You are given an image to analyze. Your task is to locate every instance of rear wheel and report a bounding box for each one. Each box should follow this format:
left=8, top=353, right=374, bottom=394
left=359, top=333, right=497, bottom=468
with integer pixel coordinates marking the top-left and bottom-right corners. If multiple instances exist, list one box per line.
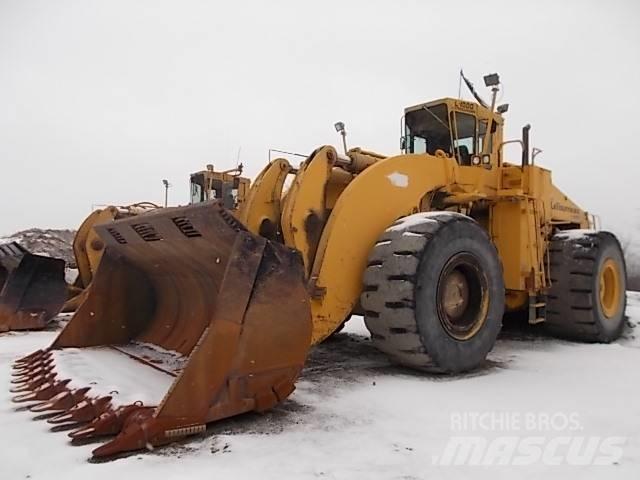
left=546, top=230, right=626, bottom=342
left=361, top=212, right=504, bottom=373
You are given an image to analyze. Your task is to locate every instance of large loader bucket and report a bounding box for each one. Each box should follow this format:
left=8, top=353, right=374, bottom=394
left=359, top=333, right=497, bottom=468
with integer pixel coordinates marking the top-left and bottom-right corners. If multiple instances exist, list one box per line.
left=12, top=201, right=312, bottom=458
left=0, top=243, right=67, bottom=332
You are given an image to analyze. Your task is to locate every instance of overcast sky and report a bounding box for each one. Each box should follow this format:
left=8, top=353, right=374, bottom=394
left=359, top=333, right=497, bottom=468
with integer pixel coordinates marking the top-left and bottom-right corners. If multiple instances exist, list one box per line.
left=1, top=0, right=639, bottom=245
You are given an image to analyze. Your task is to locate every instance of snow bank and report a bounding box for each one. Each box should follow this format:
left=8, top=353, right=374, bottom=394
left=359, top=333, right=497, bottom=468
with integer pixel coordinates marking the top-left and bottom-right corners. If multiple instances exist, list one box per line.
left=0, top=293, right=639, bottom=479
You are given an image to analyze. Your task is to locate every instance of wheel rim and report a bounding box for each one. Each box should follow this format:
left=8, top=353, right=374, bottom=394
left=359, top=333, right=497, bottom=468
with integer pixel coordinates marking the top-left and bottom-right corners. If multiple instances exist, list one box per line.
left=436, top=253, right=489, bottom=341
left=599, top=258, right=622, bottom=319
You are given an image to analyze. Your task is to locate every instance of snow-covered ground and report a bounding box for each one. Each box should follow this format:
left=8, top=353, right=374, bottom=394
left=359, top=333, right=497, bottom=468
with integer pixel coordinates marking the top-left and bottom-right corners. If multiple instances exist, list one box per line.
left=2, top=294, right=640, bottom=479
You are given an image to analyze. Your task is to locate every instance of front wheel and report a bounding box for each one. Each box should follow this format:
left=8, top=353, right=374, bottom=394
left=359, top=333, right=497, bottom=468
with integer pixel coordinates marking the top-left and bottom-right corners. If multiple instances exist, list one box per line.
left=361, top=212, right=505, bottom=373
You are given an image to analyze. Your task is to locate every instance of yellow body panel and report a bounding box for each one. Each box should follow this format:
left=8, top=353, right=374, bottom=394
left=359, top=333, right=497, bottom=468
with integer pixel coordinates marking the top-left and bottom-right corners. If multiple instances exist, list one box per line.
left=491, top=199, right=544, bottom=292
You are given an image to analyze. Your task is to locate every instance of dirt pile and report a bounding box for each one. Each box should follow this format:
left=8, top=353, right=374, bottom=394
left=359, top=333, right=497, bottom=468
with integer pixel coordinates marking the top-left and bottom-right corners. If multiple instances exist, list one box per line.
left=0, top=229, right=76, bottom=266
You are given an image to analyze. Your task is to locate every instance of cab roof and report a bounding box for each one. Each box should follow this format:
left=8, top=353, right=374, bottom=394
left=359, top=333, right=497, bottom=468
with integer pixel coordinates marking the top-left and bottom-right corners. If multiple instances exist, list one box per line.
left=404, top=97, right=503, bottom=125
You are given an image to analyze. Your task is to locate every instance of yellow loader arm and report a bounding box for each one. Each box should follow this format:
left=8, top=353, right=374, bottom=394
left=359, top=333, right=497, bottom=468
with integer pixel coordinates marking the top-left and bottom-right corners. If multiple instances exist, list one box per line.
left=281, top=146, right=385, bottom=277
left=281, top=147, right=338, bottom=275
left=236, top=158, right=293, bottom=240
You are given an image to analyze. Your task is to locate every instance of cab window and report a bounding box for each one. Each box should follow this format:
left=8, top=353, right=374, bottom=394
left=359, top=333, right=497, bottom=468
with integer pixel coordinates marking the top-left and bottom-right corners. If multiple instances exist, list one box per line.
left=451, top=111, right=476, bottom=165
left=190, top=176, right=204, bottom=204
left=404, top=104, right=452, bottom=155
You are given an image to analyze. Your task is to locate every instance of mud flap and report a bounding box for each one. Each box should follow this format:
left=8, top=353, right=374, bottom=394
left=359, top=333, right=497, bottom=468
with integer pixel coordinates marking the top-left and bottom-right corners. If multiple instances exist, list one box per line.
left=12, top=201, right=312, bottom=457
left=0, top=250, right=67, bottom=332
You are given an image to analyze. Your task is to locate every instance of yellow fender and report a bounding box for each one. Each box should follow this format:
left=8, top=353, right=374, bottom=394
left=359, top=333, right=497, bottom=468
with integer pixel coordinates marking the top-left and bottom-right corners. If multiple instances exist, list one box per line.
left=308, top=154, right=457, bottom=344
left=237, top=158, right=292, bottom=239
left=281, top=146, right=337, bottom=275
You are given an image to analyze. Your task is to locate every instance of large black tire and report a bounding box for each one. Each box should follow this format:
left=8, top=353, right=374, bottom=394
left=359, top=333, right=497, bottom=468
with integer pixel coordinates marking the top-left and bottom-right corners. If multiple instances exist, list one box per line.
left=546, top=230, right=626, bottom=342
left=361, top=212, right=505, bottom=373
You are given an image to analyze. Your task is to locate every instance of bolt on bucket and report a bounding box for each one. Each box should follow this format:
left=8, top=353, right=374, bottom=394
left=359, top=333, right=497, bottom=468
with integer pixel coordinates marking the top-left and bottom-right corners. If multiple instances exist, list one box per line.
left=12, top=201, right=312, bottom=458
left=0, top=242, right=67, bottom=332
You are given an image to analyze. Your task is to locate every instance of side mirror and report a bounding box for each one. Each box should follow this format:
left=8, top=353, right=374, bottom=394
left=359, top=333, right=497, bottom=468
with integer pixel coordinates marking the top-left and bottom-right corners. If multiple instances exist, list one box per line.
left=400, top=136, right=407, bottom=151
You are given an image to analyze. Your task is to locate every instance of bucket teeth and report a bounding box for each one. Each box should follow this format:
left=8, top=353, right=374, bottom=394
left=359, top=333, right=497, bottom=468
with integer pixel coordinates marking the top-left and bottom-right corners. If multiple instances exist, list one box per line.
left=47, top=396, right=112, bottom=426
left=69, top=404, right=148, bottom=441
left=11, top=365, right=54, bottom=384
left=14, top=349, right=47, bottom=365
left=91, top=408, right=156, bottom=458
left=10, top=373, right=57, bottom=393
left=12, top=356, right=54, bottom=376
left=29, top=387, right=91, bottom=413
left=11, top=370, right=49, bottom=386
left=12, top=379, right=71, bottom=403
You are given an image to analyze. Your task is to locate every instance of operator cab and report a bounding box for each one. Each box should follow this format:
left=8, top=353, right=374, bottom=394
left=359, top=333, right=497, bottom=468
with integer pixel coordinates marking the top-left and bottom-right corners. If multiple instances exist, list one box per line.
left=402, top=98, right=504, bottom=167
left=189, top=164, right=250, bottom=211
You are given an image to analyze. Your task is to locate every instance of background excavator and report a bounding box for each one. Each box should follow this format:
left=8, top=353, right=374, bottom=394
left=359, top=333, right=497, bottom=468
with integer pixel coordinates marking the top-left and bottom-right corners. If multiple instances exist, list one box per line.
left=12, top=74, right=627, bottom=458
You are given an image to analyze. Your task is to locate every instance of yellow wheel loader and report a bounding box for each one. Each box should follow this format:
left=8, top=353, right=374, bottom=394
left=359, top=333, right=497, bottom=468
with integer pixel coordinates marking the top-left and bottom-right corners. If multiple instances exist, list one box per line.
left=189, top=163, right=250, bottom=209
left=13, top=74, right=626, bottom=458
